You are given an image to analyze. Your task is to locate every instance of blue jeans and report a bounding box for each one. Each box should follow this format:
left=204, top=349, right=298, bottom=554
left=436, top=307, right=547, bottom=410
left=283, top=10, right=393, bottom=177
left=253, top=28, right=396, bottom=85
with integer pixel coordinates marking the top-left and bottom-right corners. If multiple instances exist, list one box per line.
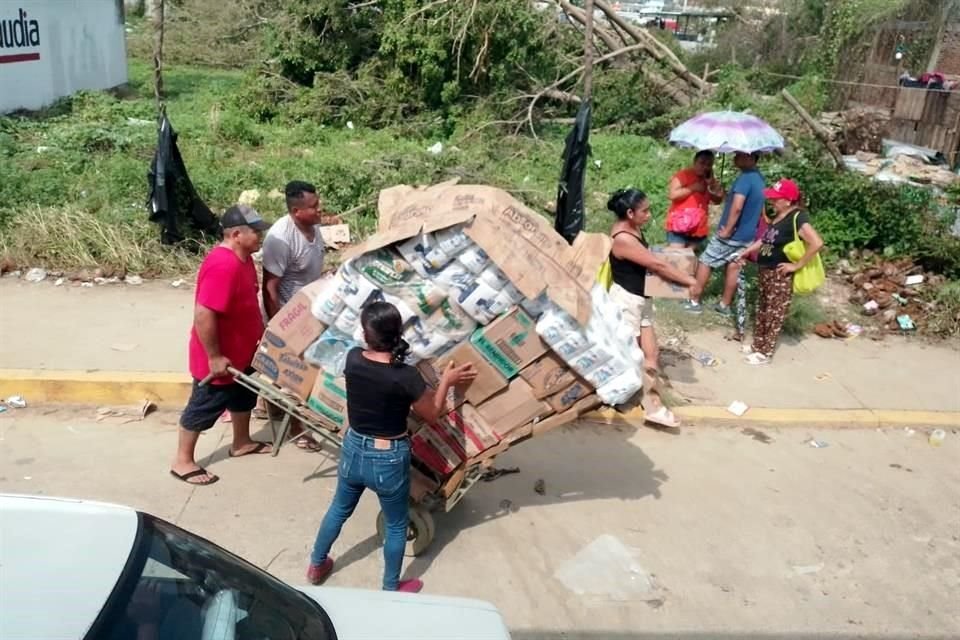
left=311, top=429, right=411, bottom=590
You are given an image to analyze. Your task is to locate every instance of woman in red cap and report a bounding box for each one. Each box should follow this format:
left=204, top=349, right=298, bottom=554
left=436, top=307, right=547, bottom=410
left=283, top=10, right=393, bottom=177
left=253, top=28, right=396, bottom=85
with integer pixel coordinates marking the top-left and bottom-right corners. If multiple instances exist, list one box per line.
left=734, top=178, right=823, bottom=365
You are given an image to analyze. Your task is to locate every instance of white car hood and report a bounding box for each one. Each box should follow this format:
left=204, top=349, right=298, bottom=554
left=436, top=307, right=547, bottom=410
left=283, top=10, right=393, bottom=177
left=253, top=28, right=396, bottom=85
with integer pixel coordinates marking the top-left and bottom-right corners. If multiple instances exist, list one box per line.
left=298, top=586, right=511, bottom=639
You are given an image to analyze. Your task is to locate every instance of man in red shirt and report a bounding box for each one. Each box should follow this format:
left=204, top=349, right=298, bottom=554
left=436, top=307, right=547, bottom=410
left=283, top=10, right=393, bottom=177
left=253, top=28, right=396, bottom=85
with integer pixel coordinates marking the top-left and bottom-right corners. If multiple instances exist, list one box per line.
left=170, top=205, right=272, bottom=485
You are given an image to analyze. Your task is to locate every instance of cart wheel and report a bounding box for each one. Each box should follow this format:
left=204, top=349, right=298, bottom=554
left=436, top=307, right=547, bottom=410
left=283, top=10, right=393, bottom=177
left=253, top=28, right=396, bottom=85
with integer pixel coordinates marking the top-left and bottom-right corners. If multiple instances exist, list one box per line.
left=376, top=505, right=435, bottom=557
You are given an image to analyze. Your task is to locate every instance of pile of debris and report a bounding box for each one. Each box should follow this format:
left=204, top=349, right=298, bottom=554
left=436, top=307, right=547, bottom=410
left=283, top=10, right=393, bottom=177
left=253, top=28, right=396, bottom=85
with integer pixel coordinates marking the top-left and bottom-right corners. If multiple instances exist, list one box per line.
left=820, top=107, right=892, bottom=155
left=840, top=255, right=947, bottom=333
left=843, top=150, right=958, bottom=189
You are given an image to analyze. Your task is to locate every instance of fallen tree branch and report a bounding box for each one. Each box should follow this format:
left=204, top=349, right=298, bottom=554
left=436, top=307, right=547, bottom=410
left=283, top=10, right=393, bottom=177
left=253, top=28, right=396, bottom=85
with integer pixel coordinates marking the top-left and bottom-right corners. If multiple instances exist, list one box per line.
left=781, top=89, right=846, bottom=172
left=593, top=0, right=710, bottom=94
left=526, top=43, right=646, bottom=137
left=557, top=0, right=691, bottom=106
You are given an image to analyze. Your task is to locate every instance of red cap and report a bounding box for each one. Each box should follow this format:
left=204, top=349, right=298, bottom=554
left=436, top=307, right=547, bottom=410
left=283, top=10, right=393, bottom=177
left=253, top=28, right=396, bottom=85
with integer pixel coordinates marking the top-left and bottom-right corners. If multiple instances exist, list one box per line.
left=763, top=178, right=801, bottom=202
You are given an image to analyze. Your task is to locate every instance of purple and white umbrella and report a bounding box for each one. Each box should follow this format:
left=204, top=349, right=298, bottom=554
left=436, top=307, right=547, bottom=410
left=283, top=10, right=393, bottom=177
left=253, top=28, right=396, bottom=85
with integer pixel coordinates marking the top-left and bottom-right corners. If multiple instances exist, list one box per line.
left=668, top=110, right=785, bottom=154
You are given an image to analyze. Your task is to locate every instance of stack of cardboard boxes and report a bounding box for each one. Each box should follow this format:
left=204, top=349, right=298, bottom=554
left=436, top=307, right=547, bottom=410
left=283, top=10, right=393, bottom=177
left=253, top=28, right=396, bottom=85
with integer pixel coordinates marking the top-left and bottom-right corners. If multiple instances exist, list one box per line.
left=252, top=182, right=612, bottom=502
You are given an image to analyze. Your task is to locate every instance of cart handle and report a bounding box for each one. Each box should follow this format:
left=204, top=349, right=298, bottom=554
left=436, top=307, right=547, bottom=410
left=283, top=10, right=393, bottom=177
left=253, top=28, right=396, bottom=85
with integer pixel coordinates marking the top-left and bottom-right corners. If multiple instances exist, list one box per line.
left=198, top=366, right=243, bottom=387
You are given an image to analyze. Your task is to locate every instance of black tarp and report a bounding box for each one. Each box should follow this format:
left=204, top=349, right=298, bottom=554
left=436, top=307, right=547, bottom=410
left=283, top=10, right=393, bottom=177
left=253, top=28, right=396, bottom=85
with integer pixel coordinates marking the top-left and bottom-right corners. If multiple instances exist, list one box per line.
left=555, top=99, right=591, bottom=245
left=147, top=114, right=220, bottom=245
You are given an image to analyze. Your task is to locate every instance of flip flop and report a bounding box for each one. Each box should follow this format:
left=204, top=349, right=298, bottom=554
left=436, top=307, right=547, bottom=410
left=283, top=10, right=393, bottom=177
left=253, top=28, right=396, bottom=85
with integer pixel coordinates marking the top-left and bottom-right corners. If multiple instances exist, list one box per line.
left=228, top=441, right=272, bottom=458
left=170, top=468, right=219, bottom=486
left=644, top=405, right=681, bottom=429
left=295, top=435, right=323, bottom=452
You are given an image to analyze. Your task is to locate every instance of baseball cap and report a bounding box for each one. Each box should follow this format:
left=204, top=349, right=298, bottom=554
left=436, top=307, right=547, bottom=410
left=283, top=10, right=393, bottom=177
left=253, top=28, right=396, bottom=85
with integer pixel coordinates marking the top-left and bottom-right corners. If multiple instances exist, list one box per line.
left=763, top=178, right=801, bottom=202
left=221, top=204, right=270, bottom=231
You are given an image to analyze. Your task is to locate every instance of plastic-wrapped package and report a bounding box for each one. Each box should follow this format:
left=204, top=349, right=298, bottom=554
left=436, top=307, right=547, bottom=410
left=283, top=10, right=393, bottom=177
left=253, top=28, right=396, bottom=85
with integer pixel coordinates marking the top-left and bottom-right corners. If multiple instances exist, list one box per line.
left=423, top=298, right=477, bottom=342
left=404, top=318, right=456, bottom=363
left=433, top=261, right=475, bottom=294
left=333, top=306, right=360, bottom=335
left=304, top=327, right=358, bottom=376
left=536, top=304, right=583, bottom=347
left=478, top=265, right=511, bottom=291
left=354, top=249, right=446, bottom=316
left=456, top=244, right=490, bottom=273
left=378, top=292, right=418, bottom=325
left=596, top=369, right=644, bottom=406
left=520, top=292, right=552, bottom=319
left=455, top=280, right=501, bottom=325
left=311, top=273, right=348, bottom=324
left=396, top=233, right=435, bottom=278
left=337, top=261, right=382, bottom=311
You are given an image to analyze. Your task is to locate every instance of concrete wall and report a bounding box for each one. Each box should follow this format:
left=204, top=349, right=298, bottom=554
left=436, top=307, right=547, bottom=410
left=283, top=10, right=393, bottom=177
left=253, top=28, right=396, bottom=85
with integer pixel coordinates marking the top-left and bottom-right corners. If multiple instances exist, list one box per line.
left=0, top=0, right=128, bottom=113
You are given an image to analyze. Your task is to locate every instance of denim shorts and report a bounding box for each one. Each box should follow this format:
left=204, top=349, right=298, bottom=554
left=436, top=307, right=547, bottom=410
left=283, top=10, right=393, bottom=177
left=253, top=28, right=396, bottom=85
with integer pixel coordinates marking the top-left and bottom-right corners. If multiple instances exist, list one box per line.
left=665, top=231, right=706, bottom=247
left=180, top=370, right=258, bottom=432
left=699, top=235, right=749, bottom=269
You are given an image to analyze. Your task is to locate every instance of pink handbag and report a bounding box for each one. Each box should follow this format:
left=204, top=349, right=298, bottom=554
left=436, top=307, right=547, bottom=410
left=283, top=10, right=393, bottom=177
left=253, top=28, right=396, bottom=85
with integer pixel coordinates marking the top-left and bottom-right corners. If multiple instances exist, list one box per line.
left=667, top=207, right=703, bottom=234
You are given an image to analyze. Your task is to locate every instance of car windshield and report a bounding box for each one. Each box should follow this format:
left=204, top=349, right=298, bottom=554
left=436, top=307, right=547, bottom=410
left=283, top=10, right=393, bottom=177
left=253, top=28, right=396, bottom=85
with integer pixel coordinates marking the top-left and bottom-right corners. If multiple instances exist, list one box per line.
left=90, top=515, right=335, bottom=640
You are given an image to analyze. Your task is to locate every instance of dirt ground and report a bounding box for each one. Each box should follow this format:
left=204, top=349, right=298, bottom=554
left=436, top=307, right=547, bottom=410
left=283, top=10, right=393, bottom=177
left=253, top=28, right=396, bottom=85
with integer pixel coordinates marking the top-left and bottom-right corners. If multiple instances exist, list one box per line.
left=1, top=406, right=957, bottom=638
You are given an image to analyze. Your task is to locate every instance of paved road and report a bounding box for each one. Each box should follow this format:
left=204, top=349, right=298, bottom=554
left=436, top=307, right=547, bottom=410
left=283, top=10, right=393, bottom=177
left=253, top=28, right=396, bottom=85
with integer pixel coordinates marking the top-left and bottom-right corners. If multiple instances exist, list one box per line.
left=1, top=407, right=957, bottom=638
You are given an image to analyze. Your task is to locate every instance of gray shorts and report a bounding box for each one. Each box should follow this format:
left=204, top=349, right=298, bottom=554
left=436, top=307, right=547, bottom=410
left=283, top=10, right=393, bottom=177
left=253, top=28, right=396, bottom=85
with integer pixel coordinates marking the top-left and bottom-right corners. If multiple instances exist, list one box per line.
left=700, top=235, right=748, bottom=269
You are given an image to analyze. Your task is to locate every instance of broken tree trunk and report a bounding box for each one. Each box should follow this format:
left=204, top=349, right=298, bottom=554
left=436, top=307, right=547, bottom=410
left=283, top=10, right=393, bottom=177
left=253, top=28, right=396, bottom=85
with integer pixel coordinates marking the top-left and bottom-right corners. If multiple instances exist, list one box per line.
left=781, top=89, right=846, bottom=171
left=593, top=0, right=710, bottom=95
left=557, top=0, right=691, bottom=106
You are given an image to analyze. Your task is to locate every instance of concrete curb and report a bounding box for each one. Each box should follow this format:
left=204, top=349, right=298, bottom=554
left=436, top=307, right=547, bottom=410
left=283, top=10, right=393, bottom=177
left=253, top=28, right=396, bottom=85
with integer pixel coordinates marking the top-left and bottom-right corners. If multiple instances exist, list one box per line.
left=2, top=369, right=958, bottom=428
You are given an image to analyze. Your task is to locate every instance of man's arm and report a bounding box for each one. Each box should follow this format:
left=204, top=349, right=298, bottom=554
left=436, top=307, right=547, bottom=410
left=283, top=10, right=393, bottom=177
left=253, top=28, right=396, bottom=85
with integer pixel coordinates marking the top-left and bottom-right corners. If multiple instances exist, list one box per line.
left=261, top=234, right=289, bottom=319
left=262, top=271, right=283, bottom=319
left=195, top=304, right=230, bottom=377
left=717, top=194, right=746, bottom=239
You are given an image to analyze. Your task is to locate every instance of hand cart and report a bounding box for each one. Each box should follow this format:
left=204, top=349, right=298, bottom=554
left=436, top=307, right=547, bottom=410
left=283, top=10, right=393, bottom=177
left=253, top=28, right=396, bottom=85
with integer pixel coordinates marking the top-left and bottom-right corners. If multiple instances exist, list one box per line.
left=224, top=366, right=492, bottom=557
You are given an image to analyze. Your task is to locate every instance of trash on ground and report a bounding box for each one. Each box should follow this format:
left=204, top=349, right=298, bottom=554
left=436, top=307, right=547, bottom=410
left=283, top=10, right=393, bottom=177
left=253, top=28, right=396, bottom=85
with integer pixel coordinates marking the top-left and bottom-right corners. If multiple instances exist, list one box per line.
left=24, top=268, right=47, bottom=283
left=792, top=562, right=825, bottom=575
left=110, top=343, right=138, bottom=352
left=125, top=275, right=144, bottom=285
left=845, top=323, right=863, bottom=336
left=727, top=400, right=749, bottom=417
left=928, top=429, right=946, bottom=447
left=904, top=427, right=916, bottom=436
left=171, top=279, right=185, bottom=288
left=905, top=274, right=925, bottom=286
left=896, top=315, right=916, bottom=331
left=693, top=351, right=718, bottom=367
left=534, top=478, right=546, bottom=495
left=891, top=293, right=908, bottom=305
left=427, top=142, right=443, bottom=155
left=141, top=399, right=157, bottom=420
left=80, top=282, right=94, bottom=288
left=481, top=466, right=520, bottom=482
left=863, top=300, right=879, bottom=314
left=4, top=396, right=27, bottom=409
left=554, top=534, right=661, bottom=602
left=806, top=438, right=829, bottom=448
left=346, top=121, right=355, bottom=130
left=94, top=276, right=121, bottom=285
left=54, top=277, right=65, bottom=286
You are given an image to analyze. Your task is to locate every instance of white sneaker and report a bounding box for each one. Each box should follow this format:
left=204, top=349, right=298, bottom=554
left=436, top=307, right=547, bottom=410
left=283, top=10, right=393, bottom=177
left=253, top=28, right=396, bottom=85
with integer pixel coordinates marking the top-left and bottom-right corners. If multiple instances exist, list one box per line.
left=740, top=344, right=754, bottom=354
left=744, top=352, right=770, bottom=366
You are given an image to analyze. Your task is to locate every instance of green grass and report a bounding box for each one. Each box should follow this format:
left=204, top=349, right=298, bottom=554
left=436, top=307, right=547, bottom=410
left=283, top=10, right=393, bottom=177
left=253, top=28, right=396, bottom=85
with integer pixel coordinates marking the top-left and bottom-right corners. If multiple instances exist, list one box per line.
left=0, top=59, right=693, bottom=275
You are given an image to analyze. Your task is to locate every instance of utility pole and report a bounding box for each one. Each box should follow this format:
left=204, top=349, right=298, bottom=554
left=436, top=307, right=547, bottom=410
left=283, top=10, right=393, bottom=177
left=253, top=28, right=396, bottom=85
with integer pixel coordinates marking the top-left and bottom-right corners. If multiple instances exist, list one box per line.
left=152, top=0, right=165, bottom=114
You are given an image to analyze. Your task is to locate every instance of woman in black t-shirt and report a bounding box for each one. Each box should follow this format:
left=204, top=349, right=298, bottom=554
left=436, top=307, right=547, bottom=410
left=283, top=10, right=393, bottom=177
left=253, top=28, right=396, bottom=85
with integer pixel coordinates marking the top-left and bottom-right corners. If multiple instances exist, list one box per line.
left=734, top=179, right=824, bottom=365
left=306, top=301, right=475, bottom=593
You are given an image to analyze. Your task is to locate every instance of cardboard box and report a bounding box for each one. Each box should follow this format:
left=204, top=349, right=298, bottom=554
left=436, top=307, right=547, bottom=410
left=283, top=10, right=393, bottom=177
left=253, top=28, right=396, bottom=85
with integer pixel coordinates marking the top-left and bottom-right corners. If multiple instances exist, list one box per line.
left=424, top=341, right=508, bottom=406
left=544, top=378, right=593, bottom=413
left=253, top=341, right=321, bottom=400
left=643, top=247, right=697, bottom=299
left=412, top=428, right=462, bottom=476
left=440, top=404, right=502, bottom=458
left=307, top=373, right=349, bottom=430
left=476, top=378, right=553, bottom=436
left=264, top=292, right=325, bottom=356
left=470, top=308, right=548, bottom=379
left=531, top=393, right=601, bottom=438
left=520, top=351, right=579, bottom=399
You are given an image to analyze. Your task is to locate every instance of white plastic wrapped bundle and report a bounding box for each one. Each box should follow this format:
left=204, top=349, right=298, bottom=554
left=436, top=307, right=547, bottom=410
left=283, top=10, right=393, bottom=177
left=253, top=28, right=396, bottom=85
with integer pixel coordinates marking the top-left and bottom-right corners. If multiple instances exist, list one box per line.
left=311, top=273, right=348, bottom=324
left=333, top=306, right=360, bottom=335
left=454, top=280, right=501, bottom=324
left=403, top=319, right=457, bottom=363
left=304, top=327, right=359, bottom=376
left=338, top=260, right=382, bottom=311
left=520, top=292, right=552, bottom=319
left=354, top=249, right=446, bottom=317
left=433, top=261, right=475, bottom=294
left=534, top=284, right=644, bottom=405
left=396, top=233, right=435, bottom=278
left=456, top=244, right=490, bottom=273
